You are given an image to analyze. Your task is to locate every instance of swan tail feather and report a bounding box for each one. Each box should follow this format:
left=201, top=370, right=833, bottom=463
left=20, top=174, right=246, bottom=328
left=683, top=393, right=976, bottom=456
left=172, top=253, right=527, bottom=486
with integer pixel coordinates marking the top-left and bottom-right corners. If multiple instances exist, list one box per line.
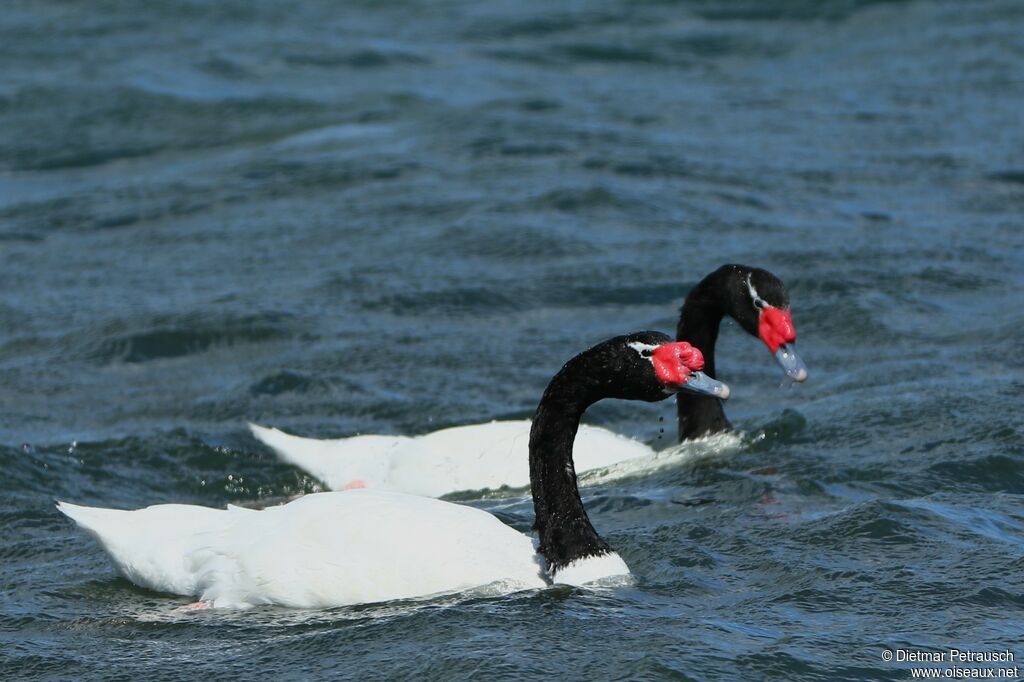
left=57, top=501, right=129, bottom=545
left=248, top=423, right=399, bottom=490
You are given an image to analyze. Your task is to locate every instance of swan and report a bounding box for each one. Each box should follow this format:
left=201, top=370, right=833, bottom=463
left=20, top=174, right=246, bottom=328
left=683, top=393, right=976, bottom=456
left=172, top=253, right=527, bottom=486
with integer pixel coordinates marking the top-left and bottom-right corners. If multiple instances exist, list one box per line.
left=58, top=333, right=728, bottom=609
left=250, top=264, right=804, bottom=497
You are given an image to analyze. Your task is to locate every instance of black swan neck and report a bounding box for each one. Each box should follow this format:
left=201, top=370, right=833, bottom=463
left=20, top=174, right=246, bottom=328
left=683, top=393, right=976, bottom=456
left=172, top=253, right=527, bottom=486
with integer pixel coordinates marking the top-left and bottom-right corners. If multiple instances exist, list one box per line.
left=675, top=274, right=731, bottom=440
left=529, top=363, right=612, bottom=572
left=529, top=333, right=673, bottom=572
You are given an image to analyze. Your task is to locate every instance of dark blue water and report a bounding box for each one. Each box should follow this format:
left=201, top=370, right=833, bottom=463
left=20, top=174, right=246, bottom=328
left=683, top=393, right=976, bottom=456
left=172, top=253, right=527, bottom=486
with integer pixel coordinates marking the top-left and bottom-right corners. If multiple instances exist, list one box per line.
left=2, top=0, right=1023, bottom=679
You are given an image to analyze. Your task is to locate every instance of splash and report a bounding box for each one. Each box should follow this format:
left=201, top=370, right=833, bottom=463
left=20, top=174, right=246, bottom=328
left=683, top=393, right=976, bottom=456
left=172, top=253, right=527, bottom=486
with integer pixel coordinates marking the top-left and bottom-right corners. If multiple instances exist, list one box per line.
left=578, top=431, right=745, bottom=486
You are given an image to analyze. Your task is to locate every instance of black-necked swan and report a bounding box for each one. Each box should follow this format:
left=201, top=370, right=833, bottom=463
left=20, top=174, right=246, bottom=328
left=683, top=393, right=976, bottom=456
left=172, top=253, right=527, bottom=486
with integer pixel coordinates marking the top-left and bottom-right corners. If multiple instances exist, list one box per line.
left=250, top=264, right=803, bottom=497
left=58, top=333, right=728, bottom=609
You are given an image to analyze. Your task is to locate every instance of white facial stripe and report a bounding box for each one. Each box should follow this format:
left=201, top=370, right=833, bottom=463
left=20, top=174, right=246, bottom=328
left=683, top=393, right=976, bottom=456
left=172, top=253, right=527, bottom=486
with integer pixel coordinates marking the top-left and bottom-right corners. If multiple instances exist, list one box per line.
left=746, top=274, right=769, bottom=310
left=627, top=341, right=659, bottom=360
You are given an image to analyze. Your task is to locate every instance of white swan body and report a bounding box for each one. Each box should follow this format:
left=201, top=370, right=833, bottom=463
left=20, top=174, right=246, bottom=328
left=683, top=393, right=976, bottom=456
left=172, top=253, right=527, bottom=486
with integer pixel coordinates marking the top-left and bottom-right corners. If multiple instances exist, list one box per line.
left=57, top=490, right=627, bottom=609
left=250, top=420, right=653, bottom=497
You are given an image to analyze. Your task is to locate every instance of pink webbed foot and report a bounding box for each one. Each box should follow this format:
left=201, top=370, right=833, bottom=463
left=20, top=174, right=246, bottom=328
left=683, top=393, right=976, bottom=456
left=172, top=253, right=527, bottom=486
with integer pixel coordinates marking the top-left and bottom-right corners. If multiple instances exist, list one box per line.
left=342, top=479, right=369, bottom=490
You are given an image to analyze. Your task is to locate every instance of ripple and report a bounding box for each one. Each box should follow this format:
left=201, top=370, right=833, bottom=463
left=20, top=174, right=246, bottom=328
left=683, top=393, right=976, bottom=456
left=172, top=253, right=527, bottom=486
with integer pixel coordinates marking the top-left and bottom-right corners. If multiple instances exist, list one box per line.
left=895, top=497, right=1024, bottom=549
left=530, top=186, right=642, bottom=213
left=83, top=312, right=297, bottom=365
left=986, top=169, right=1024, bottom=185
left=360, top=287, right=522, bottom=317
left=0, top=86, right=331, bottom=171
left=282, top=49, right=427, bottom=69
left=249, top=371, right=330, bottom=397
left=928, top=455, right=1024, bottom=495
left=800, top=501, right=925, bottom=546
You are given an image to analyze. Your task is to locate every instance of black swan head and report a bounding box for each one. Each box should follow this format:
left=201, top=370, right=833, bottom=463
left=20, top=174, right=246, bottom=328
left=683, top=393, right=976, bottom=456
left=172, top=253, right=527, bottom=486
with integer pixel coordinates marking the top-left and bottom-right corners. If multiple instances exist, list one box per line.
left=681, top=264, right=806, bottom=382
left=675, top=264, right=806, bottom=440
left=541, top=331, right=731, bottom=407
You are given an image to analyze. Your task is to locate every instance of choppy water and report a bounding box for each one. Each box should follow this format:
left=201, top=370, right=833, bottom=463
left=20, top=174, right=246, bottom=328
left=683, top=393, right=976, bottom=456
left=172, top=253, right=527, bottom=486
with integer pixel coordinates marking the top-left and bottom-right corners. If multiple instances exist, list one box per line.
left=2, top=0, right=1023, bottom=679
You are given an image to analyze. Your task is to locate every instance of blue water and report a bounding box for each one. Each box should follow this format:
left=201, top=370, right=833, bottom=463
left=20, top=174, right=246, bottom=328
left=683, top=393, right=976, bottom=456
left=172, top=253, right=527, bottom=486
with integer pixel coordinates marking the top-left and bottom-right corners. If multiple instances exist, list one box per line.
left=2, top=0, right=1023, bottom=679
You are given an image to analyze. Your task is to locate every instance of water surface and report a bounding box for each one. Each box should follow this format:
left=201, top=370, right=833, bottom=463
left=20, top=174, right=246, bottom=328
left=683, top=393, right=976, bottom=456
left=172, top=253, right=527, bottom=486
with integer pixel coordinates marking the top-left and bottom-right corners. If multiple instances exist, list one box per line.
left=2, top=0, right=1023, bottom=679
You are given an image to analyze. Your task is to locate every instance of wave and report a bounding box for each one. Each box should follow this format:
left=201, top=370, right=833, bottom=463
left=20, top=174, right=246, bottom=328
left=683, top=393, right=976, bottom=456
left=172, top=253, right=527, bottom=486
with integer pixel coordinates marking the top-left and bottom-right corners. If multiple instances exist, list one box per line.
left=82, top=312, right=299, bottom=365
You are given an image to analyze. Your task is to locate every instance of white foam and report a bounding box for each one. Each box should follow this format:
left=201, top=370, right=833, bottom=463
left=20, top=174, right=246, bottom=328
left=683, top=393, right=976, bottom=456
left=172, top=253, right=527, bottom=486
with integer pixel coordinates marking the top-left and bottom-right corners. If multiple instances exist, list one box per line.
left=551, top=552, right=631, bottom=586
left=578, top=431, right=744, bottom=487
